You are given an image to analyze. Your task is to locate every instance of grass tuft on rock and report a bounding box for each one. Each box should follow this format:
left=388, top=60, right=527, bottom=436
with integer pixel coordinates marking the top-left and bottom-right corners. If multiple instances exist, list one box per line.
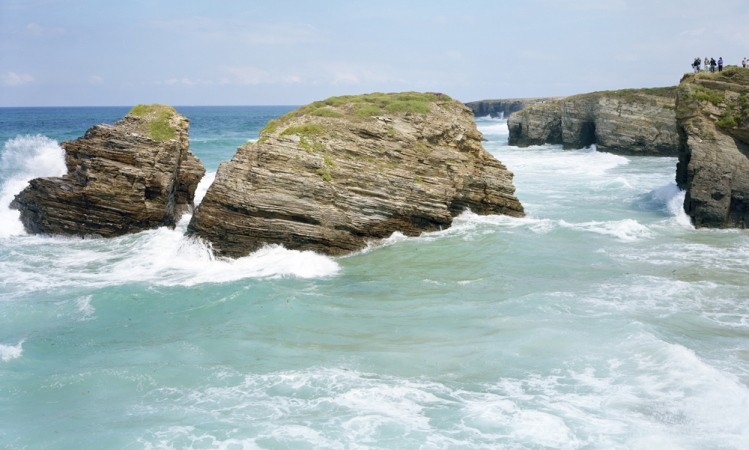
left=310, top=107, right=343, bottom=118
left=280, top=124, right=325, bottom=137
left=128, top=104, right=177, bottom=142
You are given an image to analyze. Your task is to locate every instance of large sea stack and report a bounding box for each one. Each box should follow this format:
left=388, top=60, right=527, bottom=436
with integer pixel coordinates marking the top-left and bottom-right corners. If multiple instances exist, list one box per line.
left=11, top=105, right=205, bottom=237
left=675, top=67, right=749, bottom=228
left=188, top=92, right=524, bottom=257
left=505, top=87, right=680, bottom=156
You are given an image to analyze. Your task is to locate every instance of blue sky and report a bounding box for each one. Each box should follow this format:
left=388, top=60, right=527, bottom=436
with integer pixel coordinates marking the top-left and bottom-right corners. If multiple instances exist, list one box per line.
left=1, top=0, right=748, bottom=106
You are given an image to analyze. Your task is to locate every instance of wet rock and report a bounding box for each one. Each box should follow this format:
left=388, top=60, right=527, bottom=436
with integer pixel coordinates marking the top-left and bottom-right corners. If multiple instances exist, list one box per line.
left=188, top=92, right=524, bottom=257
left=11, top=105, right=205, bottom=237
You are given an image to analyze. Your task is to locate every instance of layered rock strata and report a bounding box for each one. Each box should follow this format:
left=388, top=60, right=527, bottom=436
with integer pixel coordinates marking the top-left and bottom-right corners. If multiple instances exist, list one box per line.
left=507, top=87, right=680, bottom=156
left=11, top=105, right=205, bottom=237
left=465, top=97, right=564, bottom=119
left=188, top=92, right=524, bottom=257
left=675, top=68, right=749, bottom=228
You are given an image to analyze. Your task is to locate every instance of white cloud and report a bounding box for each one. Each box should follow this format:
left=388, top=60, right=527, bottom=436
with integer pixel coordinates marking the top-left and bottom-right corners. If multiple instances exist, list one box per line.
left=221, top=66, right=274, bottom=85
left=149, top=18, right=323, bottom=46
left=162, top=77, right=214, bottom=86
left=89, top=75, right=104, bottom=85
left=2, top=72, right=34, bottom=86
left=283, top=76, right=305, bottom=84
left=24, top=23, right=65, bottom=37
left=332, top=72, right=360, bottom=85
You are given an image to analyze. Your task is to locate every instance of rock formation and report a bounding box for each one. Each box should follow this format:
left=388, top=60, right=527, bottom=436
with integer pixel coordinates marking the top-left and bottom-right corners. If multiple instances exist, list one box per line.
left=465, top=97, right=564, bottom=119
left=11, top=105, right=205, bottom=237
left=188, top=92, right=524, bottom=257
left=675, top=67, right=749, bottom=228
left=507, top=88, right=680, bottom=156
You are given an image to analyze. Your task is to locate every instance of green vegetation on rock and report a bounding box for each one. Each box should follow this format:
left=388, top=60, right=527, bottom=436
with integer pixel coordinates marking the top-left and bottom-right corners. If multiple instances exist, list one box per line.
left=280, top=124, right=325, bottom=138
left=717, top=89, right=749, bottom=129
left=685, top=85, right=725, bottom=105
left=128, top=104, right=177, bottom=142
left=568, top=86, right=678, bottom=102
left=294, top=92, right=452, bottom=120
left=310, top=107, right=343, bottom=118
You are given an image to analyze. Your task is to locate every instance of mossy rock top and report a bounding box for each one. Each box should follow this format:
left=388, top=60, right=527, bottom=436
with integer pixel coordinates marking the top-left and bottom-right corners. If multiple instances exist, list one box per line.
left=566, top=86, right=678, bottom=102
left=127, top=104, right=183, bottom=142
left=259, top=91, right=456, bottom=138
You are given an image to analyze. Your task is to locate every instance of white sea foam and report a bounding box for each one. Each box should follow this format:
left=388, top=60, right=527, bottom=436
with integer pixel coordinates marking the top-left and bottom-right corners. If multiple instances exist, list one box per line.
left=132, top=349, right=749, bottom=449
left=0, top=135, right=67, bottom=237
left=653, top=183, right=693, bottom=227
left=193, top=171, right=216, bottom=206
left=0, top=220, right=340, bottom=292
left=75, top=295, right=95, bottom=321
left=475, top=118, right=509, bottom=137
left=560, top=218, right=653, bottom=241
left=0, top=339, right=24, bottom=362
left=495, top=144, right=630, bottom=178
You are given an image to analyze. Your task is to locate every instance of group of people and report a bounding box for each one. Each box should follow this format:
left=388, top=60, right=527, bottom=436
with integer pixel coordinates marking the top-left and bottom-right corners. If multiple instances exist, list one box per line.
left=692, top=57, right=723, bottom=73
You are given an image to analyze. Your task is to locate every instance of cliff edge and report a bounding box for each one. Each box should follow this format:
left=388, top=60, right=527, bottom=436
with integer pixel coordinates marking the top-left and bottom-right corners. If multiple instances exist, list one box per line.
left=676, top=68, right=749, bottom=228
left=188, top=92, right=524, bottom=257
left=465, top=97, right=565, bottom=119
left=11, top=105, right=206, bottom=237
left=507, top=87, right=680, bottom=156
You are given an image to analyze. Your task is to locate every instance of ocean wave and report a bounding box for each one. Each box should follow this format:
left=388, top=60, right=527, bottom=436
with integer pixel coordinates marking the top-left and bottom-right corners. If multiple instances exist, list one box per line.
left=0, top=217, right=340, bottom=292
left=559, top=218, right=653, bottom=242
left=0, top=135, right=67, bottom=238
left=131, top=341, right=749, bottom=449
left=475, top=118, right=509, bottom=137
left=488, top=144, right=630, bottom=179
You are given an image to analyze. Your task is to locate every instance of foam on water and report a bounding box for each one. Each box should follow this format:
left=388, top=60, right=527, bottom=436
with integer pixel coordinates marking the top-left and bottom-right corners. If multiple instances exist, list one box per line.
left=475, top=117, right=509, bottom=136
left=0, top=138, right=338, bottom=290
left=0, top=223, right=340, bottom=292
left=0, top=339, right=24, bottom=362
left=130, top=339, right=749, bottom=449
left=194, top=171, right=216, bottom=206
left=0, top=135, right=67, bottom=237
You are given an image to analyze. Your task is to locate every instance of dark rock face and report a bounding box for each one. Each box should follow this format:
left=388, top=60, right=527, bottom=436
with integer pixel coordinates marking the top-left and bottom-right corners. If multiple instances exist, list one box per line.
left=465, top=97, right=564, bottom=118
left=10, top=105, right=206, bottom=237
left=675, top=68, right=749, bottom=228
left=507, top=88, right=680, bottom=156
left=188, top=92, right=524, bottom=258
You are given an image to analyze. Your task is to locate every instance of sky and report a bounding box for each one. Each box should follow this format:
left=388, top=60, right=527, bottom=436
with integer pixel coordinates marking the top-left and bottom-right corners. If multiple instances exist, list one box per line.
left=1, top=0, right=748, bottom=106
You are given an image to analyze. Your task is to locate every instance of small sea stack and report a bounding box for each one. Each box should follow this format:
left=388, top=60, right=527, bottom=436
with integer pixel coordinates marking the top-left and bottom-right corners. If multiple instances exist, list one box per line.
left=676, top=67, right=749, bottom=228
left=11, top=104, right=206, bottom=237
left=188, top=92, right=524, bottom=257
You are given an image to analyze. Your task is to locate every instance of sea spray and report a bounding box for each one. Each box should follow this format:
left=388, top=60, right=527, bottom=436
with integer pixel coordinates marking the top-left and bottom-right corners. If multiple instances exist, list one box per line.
left=0, top=135, right=66, bottom=237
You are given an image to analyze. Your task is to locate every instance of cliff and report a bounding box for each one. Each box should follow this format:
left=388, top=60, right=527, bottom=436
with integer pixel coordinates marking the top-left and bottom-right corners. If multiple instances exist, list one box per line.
left=465, top=97, right=564, bottom=118
left=507, top=87, right=680, bottom=156
left=11, top=105, right=205, bottom=237
left=188, top=92, right=524, bottom=257
left=675, top=67, right=749, bottom=228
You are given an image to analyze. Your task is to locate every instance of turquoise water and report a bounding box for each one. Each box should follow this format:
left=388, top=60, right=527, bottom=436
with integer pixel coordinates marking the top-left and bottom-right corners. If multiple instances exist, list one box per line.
left=0, top=108, right=748, bottom=449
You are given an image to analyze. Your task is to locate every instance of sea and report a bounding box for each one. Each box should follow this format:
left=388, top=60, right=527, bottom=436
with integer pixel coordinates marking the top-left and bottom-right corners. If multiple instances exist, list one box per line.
left=0, top=106, right=748, bottom=449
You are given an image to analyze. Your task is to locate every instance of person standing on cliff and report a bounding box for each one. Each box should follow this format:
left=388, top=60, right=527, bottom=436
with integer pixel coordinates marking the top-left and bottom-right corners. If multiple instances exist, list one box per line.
left=718, top=57, right=724, bottom=72
left=704, top=57, right=710, bottom=71
left=692, top=58, right=700, bottom=73
left=710, top=58, right=717, bottom=73
left=743, top=58, right=747, bottom=69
